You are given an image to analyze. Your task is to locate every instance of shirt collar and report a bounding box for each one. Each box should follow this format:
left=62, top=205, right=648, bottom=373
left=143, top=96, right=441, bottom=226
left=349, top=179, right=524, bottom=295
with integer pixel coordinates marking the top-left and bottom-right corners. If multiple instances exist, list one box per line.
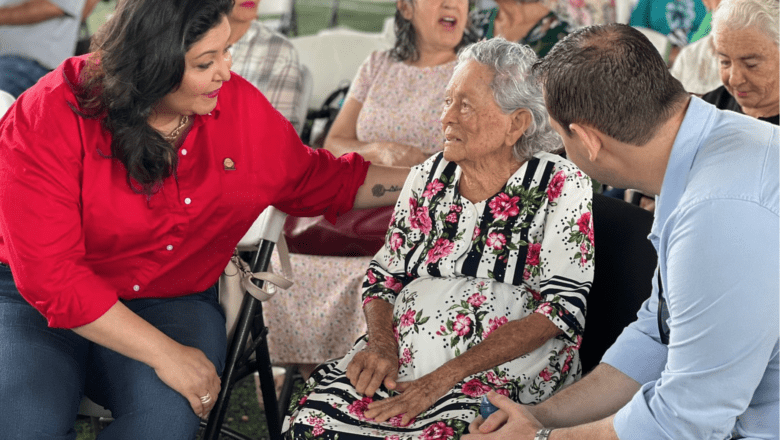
left=652, top=96, right=717, bottom=236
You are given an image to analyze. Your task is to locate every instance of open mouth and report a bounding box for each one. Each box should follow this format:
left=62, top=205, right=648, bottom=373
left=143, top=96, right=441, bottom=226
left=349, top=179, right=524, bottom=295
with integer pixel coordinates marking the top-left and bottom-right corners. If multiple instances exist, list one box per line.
left=439, top=16, right=458, bottom=30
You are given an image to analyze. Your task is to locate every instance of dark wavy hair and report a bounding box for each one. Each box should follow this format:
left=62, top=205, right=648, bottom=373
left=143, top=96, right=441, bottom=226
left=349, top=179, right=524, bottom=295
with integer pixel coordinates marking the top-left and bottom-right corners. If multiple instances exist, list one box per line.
left=73, top=0, right=234, bottom=195
left=389, top=0, right=478, bottom=62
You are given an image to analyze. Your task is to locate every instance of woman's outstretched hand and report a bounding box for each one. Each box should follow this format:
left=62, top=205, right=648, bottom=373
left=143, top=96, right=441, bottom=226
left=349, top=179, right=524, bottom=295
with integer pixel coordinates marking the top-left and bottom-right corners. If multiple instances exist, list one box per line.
left=363, top=370, right=454, bottom=426
left=346, top=342, right=399, bottom=398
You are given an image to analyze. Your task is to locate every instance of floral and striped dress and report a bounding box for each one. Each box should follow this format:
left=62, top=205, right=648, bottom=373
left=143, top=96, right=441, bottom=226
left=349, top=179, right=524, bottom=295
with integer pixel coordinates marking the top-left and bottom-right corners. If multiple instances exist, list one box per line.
left=283, top=151, right=594, bottom=440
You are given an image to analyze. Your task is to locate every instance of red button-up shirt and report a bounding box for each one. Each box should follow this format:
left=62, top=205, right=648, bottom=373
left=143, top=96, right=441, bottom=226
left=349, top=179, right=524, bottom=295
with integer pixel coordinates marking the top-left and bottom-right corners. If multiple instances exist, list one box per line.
left=0, top=55, right=369, bottom=329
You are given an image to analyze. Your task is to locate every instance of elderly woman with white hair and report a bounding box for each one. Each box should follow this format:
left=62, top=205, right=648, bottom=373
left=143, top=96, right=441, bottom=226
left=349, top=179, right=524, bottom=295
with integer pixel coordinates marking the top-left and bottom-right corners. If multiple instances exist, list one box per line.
left=703, top=0, right=778, bottom=124
left=283, top=38, right=594, bottom=440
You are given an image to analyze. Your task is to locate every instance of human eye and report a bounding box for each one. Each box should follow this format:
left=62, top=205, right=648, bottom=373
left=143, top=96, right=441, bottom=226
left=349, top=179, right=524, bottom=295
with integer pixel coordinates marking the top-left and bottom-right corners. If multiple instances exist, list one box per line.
left=197, top=61, right=214, bottom=70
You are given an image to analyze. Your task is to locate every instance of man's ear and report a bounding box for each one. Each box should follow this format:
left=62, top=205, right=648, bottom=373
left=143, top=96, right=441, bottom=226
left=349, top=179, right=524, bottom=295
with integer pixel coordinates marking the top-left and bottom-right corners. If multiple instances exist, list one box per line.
left=569, top=123, right=603, bottom=162
left=397, top=0, right=413, bottom=20
left=506, top=109, right=532, bottom=148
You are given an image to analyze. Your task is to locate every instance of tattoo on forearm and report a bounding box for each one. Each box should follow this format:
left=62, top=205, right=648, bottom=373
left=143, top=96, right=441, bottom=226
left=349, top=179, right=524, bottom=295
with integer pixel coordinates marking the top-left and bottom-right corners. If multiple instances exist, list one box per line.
left=371, top=184, right=401, bottom=197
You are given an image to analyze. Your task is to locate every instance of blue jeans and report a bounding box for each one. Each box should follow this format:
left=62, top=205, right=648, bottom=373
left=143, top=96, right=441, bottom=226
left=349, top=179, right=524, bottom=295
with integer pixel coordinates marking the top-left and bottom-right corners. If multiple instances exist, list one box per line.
left=0, top=55, right=51, bottom=97
left=0, top=265, right=227, bottom=439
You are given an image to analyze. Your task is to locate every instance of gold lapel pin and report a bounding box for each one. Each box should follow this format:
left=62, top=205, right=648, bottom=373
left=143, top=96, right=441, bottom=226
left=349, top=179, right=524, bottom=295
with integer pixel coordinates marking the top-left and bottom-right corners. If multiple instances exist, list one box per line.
left=223, top=158, right=236, bottom=171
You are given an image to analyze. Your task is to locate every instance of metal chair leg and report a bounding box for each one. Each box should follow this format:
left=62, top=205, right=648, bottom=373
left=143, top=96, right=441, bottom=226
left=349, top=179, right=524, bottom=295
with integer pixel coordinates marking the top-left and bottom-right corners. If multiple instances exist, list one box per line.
left=203, top=241, right=282, bottom=440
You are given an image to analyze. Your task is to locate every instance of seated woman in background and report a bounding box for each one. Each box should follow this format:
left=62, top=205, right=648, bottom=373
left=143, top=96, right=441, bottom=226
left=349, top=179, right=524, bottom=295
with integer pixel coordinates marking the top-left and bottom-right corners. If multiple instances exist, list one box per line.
left=471, top=0, right=571, bottom=58
left=266, top=0, right=476, bottom=376
left=283, top=38, right=594, bottom=440
left=324, top=0, right=475, bottom=166
left=702, top=0, right=778, bottom=125
left=226, top=0, right=305, bottom=132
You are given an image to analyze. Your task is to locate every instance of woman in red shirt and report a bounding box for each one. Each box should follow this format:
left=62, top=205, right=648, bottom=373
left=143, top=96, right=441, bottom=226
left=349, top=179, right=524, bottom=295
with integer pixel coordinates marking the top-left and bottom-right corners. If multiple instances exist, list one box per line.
left=0, top=0, right=406, bottom=437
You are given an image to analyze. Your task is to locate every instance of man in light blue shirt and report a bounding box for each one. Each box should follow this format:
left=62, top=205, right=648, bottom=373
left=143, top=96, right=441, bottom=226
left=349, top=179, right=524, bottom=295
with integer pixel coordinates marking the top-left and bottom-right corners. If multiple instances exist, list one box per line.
left=464, top=22, right=778, bottom=440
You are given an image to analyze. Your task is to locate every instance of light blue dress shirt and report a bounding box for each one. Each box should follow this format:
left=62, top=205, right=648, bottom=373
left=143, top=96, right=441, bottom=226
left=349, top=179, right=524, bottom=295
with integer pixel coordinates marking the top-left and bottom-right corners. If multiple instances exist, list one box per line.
left=602, top=97, right=779, bottom=439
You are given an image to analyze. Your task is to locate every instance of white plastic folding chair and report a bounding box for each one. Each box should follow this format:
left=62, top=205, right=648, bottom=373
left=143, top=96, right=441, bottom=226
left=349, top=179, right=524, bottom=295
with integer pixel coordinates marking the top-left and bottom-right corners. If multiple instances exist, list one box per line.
left=258, top=0, right=297, bottom=36
left=202, top=206, right=292, bottom=440
left=0, top=90, right=15, bottom=116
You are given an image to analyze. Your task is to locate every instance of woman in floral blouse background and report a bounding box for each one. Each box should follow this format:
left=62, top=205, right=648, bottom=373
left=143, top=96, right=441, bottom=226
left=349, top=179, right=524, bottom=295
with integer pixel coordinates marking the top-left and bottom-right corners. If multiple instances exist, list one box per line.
left=283, top=38, right=594, bottom=440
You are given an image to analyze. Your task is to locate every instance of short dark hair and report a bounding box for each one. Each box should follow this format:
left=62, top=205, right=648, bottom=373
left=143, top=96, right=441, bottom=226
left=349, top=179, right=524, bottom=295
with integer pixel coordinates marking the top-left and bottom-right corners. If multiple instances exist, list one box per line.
left=533, top=24, right=688, bottom=146
left=389, top=0, right=477, bottom=62
left=74, top=0, right=234, bottom=195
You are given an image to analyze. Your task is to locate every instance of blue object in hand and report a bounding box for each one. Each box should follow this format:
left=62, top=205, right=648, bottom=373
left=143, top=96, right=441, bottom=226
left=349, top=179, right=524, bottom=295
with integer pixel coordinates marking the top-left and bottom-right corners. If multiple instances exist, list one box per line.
left=480, top=395, right=499, bottom=419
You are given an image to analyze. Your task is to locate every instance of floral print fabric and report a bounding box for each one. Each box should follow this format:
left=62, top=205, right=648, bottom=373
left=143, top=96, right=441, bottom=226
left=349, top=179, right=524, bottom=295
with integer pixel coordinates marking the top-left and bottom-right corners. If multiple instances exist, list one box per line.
left=470, top=10, right=572, bottom=58
left=283, top=152, right=593, bottom=439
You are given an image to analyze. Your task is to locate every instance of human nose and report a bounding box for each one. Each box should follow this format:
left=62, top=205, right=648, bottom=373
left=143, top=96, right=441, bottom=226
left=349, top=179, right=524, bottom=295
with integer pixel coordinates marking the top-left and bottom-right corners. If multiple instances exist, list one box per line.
left=440, top=102, right=456, bottom=126
left=216, top=51, right=232, bottom=82
left=726, top=64, right=745, bottom=88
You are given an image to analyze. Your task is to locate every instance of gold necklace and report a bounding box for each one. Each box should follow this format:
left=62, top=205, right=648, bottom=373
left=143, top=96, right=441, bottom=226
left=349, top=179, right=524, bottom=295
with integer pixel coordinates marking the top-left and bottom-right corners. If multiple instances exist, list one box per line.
left=162, top=115, right=189, bottom=143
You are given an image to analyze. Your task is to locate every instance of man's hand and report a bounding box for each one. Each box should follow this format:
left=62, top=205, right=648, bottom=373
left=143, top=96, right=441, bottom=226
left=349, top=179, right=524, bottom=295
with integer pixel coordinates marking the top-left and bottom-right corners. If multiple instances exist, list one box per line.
left=346, top=343, right=399, bottom=398
left=364, top=371, right=454, bottom=426
left=463, top=391, right=543, bottom=439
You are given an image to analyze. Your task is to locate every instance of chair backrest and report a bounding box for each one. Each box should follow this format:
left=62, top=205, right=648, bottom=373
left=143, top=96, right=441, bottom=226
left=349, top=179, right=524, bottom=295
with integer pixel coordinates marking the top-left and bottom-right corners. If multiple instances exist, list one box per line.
left=579, top=193, right=657, bottom=374
left=295, top=64, right=314, bottom=136
left=290, top=28, right=393, bottom=109
left=0, top=90, right=15, bottom=117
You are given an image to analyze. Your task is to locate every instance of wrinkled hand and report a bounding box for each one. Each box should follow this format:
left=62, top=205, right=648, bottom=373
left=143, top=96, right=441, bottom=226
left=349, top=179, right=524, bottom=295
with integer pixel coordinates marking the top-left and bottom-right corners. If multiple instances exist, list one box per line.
left=364, top=371, right=453, bottom=426
left=153, top=343, right=222, bottom=419
left=362, top=142, right=430, bottom=167
left=346, top=344, right=399, bottom=398
left=464, top=391, right=542, bottom=439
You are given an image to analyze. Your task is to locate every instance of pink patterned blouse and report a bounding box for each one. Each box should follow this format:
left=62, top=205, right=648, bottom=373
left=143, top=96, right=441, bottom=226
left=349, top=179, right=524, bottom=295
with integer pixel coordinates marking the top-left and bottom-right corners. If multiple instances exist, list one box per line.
left=348, top=50, right=456, bottom=155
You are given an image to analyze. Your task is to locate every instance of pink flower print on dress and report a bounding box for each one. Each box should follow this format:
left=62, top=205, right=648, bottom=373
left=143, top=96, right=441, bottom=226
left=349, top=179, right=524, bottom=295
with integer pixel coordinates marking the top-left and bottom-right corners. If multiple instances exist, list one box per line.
left=467, top=293, right=487, bottom=308
left=562, top=354, right=573, bottom=373
left=577, top=212, right=593, bottom=243
left=528, top=288, right=542, bottom=301
left=400, top=309, right=416, bottom=328
left=472, top=227, right=481, bottom=241
left=409, top=205, right=432, bottom=235
left=420, top=421, right=455, bottom=439
left=385, top=436, right=401, bottom=440
left=488, top=193, right=520, bottom=221
left=482, top=316, right=508, bottom=338
left=450, top=205, right=462, bottom=213
left=536, top=303, right=553, bottom=316
left=526, top=242, right=541, bottom=266
left=453, top=314, right=472, bottom=336
left=539, top=368, right=553, bottom=381
left=486, top=231, right=506, bottom=250
left=298, top=395, right=308, bottom=406
left=523, top=267, right=531, bottom=280
left=384, top=277, right=403, bottom=293
left=347, top=396, right=373, bottom=420
left=399, top=347, right=412, bottom=366
left=426, top=237, right=454, bottom=264
left=461, top=378, right=492, bottom=397
left=312, top=424, right=325, bottom=436
left=580, top=241, right=589, bottom=267
left=445, top=212, right=458, bottom=223
left=547, top=170, right=566, bottom=202
left=494, top=387, right=510, bottom=396
left=422, top=179, right=445, bottom=198
left=366, top=270, right=377, bottom=284
left=486, top=371, right=508, bottom=386
left=390, top=232, right=404, bottom=251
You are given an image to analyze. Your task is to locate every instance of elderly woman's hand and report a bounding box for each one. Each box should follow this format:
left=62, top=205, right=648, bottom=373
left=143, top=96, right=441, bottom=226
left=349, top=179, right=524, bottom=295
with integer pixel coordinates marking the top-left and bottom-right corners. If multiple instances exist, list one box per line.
left=361, top=142, right=431, bottom=168
left=363, top=369, right=456, bottom=426
left=346, top=341, right=399, bottom=397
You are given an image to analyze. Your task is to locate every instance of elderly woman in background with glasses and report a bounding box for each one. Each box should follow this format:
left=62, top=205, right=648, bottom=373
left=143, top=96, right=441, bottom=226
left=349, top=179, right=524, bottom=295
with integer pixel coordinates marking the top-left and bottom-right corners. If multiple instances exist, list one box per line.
left=283, top=38, right=594, bottom=440
left=702, top=0, right=778, bottom=125
left=471, top=0, right=571, bottom=58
